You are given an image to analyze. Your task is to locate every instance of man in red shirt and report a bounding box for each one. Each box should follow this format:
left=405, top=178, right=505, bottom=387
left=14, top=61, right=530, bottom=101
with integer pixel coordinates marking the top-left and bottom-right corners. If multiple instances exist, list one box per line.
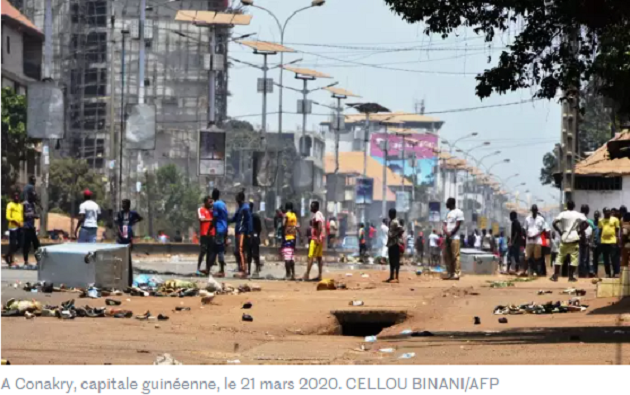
left=197, top=196, right=214, bottom=275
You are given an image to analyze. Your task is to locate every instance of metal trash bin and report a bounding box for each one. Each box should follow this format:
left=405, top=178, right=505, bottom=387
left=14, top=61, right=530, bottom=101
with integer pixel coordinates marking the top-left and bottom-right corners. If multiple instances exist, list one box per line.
left=460, top=248, right=498, bottom=275
left=37, top=243, right=130, bottom=289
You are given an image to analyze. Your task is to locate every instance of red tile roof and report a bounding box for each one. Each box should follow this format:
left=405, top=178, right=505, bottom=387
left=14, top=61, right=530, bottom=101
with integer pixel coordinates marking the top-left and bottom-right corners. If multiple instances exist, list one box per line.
left=1, top=0, right=42, bottom=35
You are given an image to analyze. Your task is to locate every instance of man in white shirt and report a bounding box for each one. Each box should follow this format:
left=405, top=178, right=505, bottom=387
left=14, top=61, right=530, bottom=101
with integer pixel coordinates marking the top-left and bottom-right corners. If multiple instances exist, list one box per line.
left=428, top=229, right=440, bottom=266
left=442, top=197, right=465, bottom=280
left=523, top=204, right=546, bottom=277
left=474, top=229, right=482, bottom=249
left=379, top=219, right=389, bottom=259
left=551, top=200, right=587, bottom=282
left=75, top=189, right=101, bottom=243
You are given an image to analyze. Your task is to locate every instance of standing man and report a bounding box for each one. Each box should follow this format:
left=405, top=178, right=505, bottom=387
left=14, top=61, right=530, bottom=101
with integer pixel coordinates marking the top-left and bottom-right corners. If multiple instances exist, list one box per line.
left=620, top=207, right=630, bottom=269
left=523, top=205, right=545, bottom=277
left=196, top=196, right=214, bottom=276
left=379, top=218, right=389, bottom=260
left=620, top=206, right=629, bottom=269
left=303, top=200, right=325, bottom=281
left=230, top=191, right=252, bottom=279
left=385, top=208, right=404, bottom=283
left=415, top=231, right=425, bottom=265
left=22, top=175, right=37, bottom=202
left=443, top=197, right=464, bottom=280
left=591, top=210, right=602, bottom=277
left=358, top=223, right=367, bottom=261
left=551, top=201, right=587, bottom=282
left=247, top=200, right=262, bottom=277
left=281, top=202, right=298, bottom=280
left=3, top=191, right=23, bottom=266
left=328, top=217, right=338, bottom=250
left=578, top=204, right=595, bottom=278
left=75, top=190, right=101, bottom=243
left=473, top=229, right=482, bottom=250
left=116, top=199, right=143, bottom=286
left=481, top=229, right=492, bottom=252
left=209, top=189, right=228, bottom=277
left=598, top=207, right=620, bottom=278
left=21, top=191, right=40, bottom=266
left=428, top=229, right=440, bottom=266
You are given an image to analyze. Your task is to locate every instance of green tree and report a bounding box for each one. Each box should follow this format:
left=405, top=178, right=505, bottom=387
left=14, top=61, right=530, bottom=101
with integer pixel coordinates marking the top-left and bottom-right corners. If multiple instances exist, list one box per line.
left=539, top=83, right=611, bottom=188
left=140, top=164, right=203, bottom=237
left=384, top=0, right=630, bottom=116
left=48, top=158, right=108, bottom=215
left=1, top=87, right=37, bottom=194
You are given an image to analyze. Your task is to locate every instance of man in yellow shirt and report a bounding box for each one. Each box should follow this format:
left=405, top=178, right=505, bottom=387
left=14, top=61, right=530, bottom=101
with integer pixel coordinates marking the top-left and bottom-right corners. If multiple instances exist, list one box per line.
left=598, top=207, right=620, bottom=278
left=3, top=191, right=23, bottom=266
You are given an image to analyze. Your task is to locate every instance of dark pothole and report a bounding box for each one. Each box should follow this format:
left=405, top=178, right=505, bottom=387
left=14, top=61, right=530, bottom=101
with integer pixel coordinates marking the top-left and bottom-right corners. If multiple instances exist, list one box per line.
left=330, top=309, right=408, bottom=337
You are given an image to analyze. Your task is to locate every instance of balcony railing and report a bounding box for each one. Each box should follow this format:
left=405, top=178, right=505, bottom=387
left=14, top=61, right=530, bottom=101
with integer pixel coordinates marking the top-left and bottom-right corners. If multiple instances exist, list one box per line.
left=23, top=61, right=41, bottom=81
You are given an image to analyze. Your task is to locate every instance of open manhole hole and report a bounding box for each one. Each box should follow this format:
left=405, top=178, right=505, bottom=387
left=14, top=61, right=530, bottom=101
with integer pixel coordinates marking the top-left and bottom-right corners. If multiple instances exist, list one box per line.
left=331, top=310, right=408, bottom=337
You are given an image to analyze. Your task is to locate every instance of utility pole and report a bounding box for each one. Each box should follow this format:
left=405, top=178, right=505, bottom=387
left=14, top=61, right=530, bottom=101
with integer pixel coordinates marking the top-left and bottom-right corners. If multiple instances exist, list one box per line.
left=138, top=0, right=146, bottom=105
left=381, top=128, right=388, bottom=219
left=560, top=30, right=580, bottom=204
left=208, top=26, right=217, bottom=126
left=108, top=10, right=117, bottom=216
left=39, top=0, right=53, bottom=238
left=118, top=30, right=129, bottom=207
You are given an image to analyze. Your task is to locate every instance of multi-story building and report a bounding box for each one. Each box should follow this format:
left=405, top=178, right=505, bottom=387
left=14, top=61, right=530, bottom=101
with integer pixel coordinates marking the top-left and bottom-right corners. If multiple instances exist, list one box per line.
left=1, top=0, right=43, bottom=188
left=17, top=0, right=230, bottom=193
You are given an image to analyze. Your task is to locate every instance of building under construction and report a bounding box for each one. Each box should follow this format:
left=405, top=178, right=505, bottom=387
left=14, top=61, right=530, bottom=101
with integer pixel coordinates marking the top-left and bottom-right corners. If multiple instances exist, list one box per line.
left=16, top=0, right=231, bottom=196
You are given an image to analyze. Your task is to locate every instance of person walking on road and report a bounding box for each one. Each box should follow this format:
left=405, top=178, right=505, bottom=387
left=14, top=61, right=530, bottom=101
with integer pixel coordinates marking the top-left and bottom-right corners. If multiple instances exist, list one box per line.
left=303, top=201, right=325, bottom=281
left=230, top=190, right=252, bottom=279
left=209, top=189, right=228, bottom=278
left=247, top=200, right=262, bottom=277
left=442, top=197, right=464, bottom=280
left=281, top=202, right=298, bottom=280
left=75, top=190, right=101, bottom=243
left=21, top=191, right=40, bottom=266
left=196, top=196, right=214, bottom=276
left=3, top=191, right=23, bottom=266
left=116, top=199, right=143, bottom=286
left=551, top=201, right=587, bottom=282
left=358, top=223, right=368, bottom=262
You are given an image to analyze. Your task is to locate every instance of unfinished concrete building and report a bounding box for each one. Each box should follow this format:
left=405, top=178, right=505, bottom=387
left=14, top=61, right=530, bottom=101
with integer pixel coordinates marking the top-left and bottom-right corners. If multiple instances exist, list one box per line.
left=17, top=0, right=231, bottom=197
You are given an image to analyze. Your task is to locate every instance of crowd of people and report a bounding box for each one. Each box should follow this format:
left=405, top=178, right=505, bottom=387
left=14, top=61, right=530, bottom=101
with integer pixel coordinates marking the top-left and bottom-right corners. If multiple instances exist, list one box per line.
left=4, top=176, right=629, bottom=286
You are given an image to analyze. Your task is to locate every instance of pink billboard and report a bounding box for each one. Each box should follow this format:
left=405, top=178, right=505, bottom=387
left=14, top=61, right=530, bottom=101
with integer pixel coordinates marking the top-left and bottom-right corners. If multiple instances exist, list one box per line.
left=370, top=133, right=438, bottom=159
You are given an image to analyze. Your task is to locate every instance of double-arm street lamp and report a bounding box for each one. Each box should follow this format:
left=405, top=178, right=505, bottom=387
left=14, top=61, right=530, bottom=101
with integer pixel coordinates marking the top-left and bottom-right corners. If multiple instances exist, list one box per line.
left=240, top=0, right=325, bottom=134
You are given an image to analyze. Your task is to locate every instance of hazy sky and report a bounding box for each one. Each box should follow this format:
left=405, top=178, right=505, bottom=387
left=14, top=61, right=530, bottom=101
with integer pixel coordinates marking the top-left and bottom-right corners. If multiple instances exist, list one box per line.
left=225, top=0, right=561, bottom=206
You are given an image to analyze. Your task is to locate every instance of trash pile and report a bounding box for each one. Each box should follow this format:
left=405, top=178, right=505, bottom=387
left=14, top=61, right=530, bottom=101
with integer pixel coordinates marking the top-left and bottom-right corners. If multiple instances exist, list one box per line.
left=1, top=297, right=171, bottom=321
left=493, top=298, right=588, bottom=315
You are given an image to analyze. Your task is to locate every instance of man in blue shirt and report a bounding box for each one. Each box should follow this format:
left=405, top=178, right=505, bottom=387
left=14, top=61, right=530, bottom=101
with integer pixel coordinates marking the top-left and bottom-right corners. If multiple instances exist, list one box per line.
left=230, top=190, right=253, bottom=279
left=209, top=188, right=228, bottom=277
left=116, top=199, right=143, bottom=286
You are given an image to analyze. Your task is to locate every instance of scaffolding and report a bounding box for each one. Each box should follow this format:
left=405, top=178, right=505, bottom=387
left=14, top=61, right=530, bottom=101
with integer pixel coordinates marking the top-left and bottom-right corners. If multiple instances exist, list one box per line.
left=17, top=0, right=231, bottom=201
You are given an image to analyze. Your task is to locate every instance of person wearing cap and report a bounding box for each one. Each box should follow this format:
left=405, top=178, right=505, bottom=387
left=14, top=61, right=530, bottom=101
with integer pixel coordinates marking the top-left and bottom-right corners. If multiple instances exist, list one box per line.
left=75, top=189, right=101, bottom=243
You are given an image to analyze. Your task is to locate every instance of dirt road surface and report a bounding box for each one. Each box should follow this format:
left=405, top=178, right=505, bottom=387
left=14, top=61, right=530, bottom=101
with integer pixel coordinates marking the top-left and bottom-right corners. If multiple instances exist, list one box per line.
left=2, top=268, right=629, bottom=365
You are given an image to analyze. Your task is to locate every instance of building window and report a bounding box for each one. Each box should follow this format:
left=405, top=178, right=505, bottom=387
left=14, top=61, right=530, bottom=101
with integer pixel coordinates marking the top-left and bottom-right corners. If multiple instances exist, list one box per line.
left=575, top=176, right=622, bottom=191
left=6, top=36, right=10, bottom=54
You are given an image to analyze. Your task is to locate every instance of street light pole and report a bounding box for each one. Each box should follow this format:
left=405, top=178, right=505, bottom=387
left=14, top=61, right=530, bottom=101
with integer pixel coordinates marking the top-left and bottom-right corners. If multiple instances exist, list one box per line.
left=241, top=1, right=325, bottom=134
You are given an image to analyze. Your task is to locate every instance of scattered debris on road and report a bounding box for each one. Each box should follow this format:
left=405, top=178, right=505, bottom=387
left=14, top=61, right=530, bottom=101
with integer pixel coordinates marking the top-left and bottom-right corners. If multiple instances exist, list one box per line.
left=561, top=288, right=586, bottom=296
left=493, top=299, right=588, bottom=315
